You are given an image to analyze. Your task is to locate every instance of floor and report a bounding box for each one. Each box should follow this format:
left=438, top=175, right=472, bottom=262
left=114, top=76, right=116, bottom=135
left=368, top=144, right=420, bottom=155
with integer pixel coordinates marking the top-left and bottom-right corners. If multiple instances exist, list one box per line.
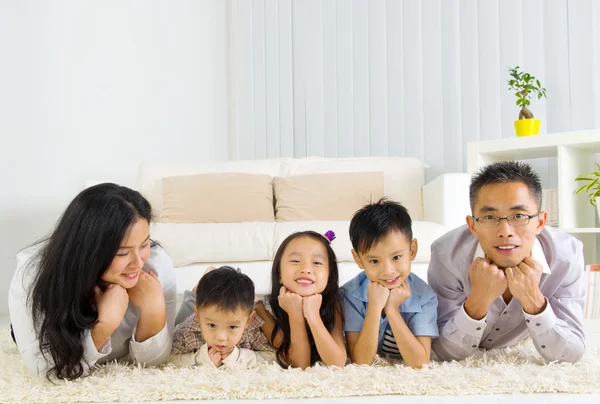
left=2, top=317, right=599, bottom=404
left=114, top=396, right=600, bottom=404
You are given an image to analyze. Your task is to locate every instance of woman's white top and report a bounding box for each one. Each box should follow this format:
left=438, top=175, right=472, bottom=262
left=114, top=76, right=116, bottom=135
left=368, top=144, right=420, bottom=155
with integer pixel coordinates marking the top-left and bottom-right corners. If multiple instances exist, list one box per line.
left=8, top=244, right=177, bottom=376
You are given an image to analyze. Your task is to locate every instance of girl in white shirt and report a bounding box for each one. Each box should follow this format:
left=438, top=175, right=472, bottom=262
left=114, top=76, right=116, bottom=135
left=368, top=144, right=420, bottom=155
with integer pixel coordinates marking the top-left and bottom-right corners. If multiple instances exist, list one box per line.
left=8, top=183, right=176, bottom=380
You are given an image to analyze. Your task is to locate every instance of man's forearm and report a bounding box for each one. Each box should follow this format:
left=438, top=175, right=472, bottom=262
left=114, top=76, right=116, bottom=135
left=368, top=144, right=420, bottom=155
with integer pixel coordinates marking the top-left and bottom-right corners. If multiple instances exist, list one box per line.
left=464, top=293, right=492, bottom=320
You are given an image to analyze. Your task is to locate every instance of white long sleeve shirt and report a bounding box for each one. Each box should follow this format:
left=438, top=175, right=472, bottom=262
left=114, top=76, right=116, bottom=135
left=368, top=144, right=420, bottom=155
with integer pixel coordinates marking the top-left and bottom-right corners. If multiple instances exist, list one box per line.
left=169, top=343, right=276, bottom=368
left=8, top=244, right=177, bottom=376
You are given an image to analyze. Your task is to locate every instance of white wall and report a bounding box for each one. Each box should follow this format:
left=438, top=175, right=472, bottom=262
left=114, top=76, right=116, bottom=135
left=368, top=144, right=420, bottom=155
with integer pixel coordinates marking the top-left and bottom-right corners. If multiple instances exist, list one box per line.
left=228, top=0, right=600, bottom=185
left=0, top=0, right=229, bottom=315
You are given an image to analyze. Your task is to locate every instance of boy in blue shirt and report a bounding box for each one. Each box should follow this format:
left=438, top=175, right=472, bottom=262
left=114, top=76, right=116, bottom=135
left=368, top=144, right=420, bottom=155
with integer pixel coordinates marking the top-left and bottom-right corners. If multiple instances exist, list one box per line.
left=341, top=199, right=439, bottom=368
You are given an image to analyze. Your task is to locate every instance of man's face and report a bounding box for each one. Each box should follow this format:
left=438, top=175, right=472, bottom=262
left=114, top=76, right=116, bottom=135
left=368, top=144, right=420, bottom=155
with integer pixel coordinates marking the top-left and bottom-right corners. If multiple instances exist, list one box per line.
left=466, top=181, right=547, bottom=268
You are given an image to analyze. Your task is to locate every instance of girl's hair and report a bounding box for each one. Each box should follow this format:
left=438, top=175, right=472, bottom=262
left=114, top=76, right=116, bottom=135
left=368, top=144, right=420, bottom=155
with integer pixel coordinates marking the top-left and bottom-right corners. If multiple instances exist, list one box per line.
left=28, top=183, right=153, bottom=380
left=267, top=231, right=340, bottom=366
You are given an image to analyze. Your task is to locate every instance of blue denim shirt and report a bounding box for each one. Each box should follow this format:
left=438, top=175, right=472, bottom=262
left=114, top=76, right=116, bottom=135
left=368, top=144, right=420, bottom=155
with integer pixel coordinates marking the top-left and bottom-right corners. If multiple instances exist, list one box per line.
left=341, top=272, right=439, bottom=358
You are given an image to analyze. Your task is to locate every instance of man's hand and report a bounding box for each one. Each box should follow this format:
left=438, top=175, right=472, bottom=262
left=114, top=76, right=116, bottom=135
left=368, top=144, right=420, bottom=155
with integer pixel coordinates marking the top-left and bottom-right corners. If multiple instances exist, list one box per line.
left=384, top=280, right=411, bottom=314
left=367, top=281, right=390, bottom=313
left=278, top=286, right=304, bottom=319
left=506, top=257, right=546, bottom=315
left=464, top=257, right=508, bottom=320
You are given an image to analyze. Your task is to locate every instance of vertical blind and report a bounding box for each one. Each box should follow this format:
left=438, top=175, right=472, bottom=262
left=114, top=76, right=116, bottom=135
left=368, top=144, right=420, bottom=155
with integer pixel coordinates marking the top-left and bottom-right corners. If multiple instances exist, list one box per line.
left=228, top=0, right=600, bottom=183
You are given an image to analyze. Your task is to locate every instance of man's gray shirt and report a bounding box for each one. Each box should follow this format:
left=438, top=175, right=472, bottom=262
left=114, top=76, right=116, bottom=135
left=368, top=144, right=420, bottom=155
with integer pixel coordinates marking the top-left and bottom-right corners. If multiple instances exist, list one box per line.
left=427, top=225, right=586, bottom=363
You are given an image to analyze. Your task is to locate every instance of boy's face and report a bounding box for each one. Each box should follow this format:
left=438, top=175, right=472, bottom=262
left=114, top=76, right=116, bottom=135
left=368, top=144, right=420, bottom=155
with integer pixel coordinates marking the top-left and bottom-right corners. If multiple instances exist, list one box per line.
left=194, top=305, right=255, bottom=356
left=466, top=181, right=546, bottom=269
left=352, top=230, right=418, bottom=289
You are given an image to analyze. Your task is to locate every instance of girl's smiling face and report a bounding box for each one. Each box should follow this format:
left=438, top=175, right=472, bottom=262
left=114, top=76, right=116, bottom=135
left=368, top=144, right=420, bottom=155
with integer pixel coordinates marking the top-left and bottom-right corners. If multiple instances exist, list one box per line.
left=279, top=236, right=330, bottom=296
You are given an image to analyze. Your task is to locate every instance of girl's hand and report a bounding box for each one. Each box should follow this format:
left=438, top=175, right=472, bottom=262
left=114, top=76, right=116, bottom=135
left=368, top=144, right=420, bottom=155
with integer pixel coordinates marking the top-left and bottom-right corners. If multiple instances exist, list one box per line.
left=302, top=294, right=322, bottom=323
left=278, top=286, right=303, bottom=319
left=94, top=284, right=129, bottom=335
left=207, top=347, right=222, bottom=367
left=384, top=281, right=412, bottom=314
left=127, top=271, right=165, bottom=315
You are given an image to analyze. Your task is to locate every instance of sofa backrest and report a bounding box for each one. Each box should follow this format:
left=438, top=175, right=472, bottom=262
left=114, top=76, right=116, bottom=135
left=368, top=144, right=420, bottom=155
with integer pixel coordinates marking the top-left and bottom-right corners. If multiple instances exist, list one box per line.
left=139, top=156, right=425, bottom=220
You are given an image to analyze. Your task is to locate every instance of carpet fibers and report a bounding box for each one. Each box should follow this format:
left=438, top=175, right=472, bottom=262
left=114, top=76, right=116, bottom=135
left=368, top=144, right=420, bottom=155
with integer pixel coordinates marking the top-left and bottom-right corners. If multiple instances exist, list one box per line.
left=1, top=329, right=599, bottom=403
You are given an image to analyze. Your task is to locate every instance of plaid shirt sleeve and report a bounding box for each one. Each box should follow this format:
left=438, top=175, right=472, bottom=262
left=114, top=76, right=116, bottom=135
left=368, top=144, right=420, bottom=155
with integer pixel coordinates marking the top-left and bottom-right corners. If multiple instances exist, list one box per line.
left=171, top=314, right=206, bottom=355
left=239, top=300, right=276, bottom=353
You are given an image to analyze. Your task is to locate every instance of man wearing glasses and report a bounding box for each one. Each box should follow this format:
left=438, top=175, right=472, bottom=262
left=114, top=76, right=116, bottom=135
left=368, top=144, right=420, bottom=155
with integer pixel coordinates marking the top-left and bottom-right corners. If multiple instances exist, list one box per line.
left=428, top=161, right=586, bottom=363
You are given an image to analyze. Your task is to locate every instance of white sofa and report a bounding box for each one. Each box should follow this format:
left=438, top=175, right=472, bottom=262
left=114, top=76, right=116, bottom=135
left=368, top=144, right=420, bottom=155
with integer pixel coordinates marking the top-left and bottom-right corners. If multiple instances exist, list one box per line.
left=138, top=157, right=470, bottom=295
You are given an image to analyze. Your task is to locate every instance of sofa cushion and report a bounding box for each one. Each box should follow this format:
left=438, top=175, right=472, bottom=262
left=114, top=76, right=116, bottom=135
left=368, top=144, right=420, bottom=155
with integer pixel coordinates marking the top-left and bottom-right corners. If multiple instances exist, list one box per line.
left=139, top=159, right=283, bottom=218
left=273, top=221, right=449, bottom=263
left=151, top=222, right=275, bottom=266
left=160, top=173, right=274, bottom=223
left=273, top=172, right=384, bottom=222
left=280, top=157, right=425, bottom=220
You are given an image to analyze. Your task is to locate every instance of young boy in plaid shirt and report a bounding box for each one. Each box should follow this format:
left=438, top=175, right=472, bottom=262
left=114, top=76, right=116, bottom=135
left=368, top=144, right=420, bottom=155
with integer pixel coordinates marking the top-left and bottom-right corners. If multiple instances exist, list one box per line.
left=169, top=266, right=275, bottom=368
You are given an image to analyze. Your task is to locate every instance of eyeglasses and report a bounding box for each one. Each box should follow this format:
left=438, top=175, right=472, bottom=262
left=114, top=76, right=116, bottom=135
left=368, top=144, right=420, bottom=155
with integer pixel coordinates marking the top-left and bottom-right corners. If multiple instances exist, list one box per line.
left=472, top=213, right=540, bottom=228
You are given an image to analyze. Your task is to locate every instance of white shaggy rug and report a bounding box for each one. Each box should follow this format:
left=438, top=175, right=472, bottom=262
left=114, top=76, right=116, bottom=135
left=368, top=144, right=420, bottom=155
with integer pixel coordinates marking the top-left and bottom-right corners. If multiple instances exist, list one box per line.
left=1, top=328, right=599, bottom=403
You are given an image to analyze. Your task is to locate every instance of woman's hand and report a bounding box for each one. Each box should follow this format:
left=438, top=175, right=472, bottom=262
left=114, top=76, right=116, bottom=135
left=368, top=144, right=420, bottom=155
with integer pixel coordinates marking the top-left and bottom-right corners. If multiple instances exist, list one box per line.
left=129, top=271, right=167, bottom=342
left=92, top=284, right=129, bottom=349
left=127, top=271, right=165, bottom=315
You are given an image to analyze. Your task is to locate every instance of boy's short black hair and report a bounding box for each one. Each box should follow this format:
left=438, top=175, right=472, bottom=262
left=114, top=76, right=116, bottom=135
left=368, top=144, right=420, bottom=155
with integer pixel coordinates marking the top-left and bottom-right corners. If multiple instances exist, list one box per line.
left=195, top=266, right=255, bottom=314
left=349, top=198, right=413, bottom=255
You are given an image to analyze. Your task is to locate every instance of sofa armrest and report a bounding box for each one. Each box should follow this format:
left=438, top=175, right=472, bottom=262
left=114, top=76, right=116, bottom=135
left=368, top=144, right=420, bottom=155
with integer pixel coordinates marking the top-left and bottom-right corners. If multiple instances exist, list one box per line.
left=422, top=173, right=470, bottom=229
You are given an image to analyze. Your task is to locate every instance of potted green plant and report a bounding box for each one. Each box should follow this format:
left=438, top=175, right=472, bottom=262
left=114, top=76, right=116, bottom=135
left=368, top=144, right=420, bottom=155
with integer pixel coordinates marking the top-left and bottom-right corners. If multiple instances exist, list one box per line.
left=507, top=66, right=547, bottom=137
left=574, top=163, right=600, bottom=219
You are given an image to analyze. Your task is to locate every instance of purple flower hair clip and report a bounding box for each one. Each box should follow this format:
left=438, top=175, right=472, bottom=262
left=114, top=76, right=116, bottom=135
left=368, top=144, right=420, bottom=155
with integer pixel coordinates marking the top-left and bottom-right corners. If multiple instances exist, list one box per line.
left=324, top=230, right=336, bottom=243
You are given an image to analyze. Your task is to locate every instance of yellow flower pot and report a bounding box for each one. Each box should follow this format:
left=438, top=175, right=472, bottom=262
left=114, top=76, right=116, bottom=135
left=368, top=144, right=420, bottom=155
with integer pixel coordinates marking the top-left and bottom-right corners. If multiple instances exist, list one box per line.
left=514, top=119, right=540, bottom=137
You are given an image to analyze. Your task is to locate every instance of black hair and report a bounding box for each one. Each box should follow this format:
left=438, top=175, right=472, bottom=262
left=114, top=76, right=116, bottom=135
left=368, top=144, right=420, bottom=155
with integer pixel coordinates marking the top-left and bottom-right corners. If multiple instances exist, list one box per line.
left=267, top=231, right=340, bottom=367
left=469, top=161, right=543, bottom=212
left=195, top=266, right=255, bottom=314
left=28, top=183, right=153, bottom=381
left=349, top=198, right=413, bottom=254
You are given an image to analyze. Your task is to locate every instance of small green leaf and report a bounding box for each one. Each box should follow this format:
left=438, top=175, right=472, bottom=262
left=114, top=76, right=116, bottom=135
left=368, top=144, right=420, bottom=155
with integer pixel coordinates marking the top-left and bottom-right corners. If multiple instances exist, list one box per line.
left=575, top=184, right=589, bottom=195
left=585, top=179, right=599, bottom=191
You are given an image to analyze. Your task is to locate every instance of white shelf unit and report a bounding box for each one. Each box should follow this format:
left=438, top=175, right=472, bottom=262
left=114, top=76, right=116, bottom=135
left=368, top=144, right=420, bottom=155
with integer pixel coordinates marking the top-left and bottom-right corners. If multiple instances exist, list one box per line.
left=467, top=129, right=600, bottom=264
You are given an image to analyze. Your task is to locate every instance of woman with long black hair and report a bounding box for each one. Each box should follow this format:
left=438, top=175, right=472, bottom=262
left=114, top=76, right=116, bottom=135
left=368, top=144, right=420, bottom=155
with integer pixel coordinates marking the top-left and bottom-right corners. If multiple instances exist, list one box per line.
left=8, top=183, right=176, bottom=380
